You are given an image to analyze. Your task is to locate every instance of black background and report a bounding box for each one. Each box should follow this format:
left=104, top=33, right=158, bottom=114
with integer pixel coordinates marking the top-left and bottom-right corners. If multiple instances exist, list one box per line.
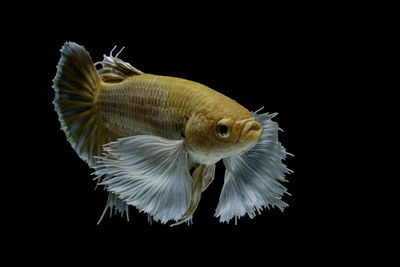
left=31, top=36, right=337, bottom=251
left=6, top=6, right=382, bottom=263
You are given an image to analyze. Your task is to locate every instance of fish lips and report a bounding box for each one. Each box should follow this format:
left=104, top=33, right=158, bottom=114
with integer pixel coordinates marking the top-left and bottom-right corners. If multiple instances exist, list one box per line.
left=238, top=120, right=263, bottom=143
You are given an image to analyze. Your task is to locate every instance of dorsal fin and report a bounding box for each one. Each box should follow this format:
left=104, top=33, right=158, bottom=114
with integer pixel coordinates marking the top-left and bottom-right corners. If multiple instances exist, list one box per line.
left=95, top=46, right=144, bottom=83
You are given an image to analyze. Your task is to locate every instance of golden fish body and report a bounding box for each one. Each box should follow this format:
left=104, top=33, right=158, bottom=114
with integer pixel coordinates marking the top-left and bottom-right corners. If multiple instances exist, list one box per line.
left=95, top=74, right=261, bottom=164
left=53, top=42, right=291, bottom=225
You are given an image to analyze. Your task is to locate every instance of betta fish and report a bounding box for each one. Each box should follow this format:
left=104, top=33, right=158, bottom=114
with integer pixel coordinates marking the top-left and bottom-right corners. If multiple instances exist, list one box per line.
left=53, top=42, right=292, bottom=226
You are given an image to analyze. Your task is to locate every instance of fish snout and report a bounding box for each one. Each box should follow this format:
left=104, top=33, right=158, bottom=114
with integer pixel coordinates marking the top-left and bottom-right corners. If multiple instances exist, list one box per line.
left=239, top=120, right=263, bottom=143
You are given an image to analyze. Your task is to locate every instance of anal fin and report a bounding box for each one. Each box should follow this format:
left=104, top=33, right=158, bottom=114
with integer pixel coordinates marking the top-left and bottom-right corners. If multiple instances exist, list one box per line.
left=94, top=135, right=192, bottom=224
left=97, top=192, right=129, bottom=225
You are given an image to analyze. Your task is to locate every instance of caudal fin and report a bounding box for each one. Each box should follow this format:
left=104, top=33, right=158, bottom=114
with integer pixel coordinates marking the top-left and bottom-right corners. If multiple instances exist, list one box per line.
left=53, top=42, right=109, bottom=166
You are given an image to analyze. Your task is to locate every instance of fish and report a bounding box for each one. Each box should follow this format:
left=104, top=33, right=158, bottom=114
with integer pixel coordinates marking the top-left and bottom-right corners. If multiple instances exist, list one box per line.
left=53, top=42, right=292, bottom=226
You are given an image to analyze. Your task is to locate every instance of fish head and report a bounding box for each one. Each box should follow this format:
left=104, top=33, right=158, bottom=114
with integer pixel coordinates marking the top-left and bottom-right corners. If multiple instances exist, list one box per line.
left=185, top=108, right=263, bottom=164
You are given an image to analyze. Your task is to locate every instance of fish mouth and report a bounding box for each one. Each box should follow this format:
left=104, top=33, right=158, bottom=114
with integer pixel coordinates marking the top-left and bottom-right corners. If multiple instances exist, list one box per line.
left=239, top=120, right=263, bottom=143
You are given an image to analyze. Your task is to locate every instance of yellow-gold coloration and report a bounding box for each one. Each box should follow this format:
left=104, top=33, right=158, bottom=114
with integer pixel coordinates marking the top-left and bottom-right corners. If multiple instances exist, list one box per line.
left=53, top=42, right=291, bottom=225
left=95, top=74, right=262, bottom=161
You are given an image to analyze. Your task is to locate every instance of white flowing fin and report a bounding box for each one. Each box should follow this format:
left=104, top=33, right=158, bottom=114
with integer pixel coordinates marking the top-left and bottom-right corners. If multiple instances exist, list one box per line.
left=95, top=45, right=144, bottom=83
left=97, top=192, right=129, bottom=225
left=216, top=113, right=293, bottom=223
left=93, top=135, right=192, bottom=224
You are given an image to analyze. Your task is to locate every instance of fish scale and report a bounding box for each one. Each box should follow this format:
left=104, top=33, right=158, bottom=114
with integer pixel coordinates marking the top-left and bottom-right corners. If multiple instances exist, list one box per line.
left=95, top=74, right=222, bottom=140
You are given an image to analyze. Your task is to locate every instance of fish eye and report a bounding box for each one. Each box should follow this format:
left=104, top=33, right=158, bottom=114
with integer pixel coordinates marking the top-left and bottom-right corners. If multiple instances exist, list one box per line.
left=217, top=123, right=230, bottom=138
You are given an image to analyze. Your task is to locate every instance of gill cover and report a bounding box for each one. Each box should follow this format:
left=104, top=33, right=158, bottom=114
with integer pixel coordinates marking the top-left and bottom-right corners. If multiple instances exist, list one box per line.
left=216, top=113, right=292, bottom=223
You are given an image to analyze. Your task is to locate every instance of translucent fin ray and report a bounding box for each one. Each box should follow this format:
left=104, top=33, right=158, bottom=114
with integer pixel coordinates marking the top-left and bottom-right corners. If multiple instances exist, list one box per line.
left=94, top=135, right=192, bottom=224
left=97, top=192, right=130, bottom=224
left=216, top=113, right=292, bottom=223
left=95, top=46, right=144, bottom=83
left=53, top=42, right=112, bottom=166
left=171, top=164, right=215, bottom=226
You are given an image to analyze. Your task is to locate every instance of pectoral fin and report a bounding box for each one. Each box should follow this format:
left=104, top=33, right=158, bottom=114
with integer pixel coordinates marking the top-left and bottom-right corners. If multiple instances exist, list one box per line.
left=94, top=135, right=192, bottom=224
left=216, top=113, right=293, bottom=223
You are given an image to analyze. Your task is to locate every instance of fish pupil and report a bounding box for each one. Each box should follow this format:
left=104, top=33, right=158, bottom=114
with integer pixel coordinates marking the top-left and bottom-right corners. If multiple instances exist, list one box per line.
left=219, top=124, right=228, bottom=136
